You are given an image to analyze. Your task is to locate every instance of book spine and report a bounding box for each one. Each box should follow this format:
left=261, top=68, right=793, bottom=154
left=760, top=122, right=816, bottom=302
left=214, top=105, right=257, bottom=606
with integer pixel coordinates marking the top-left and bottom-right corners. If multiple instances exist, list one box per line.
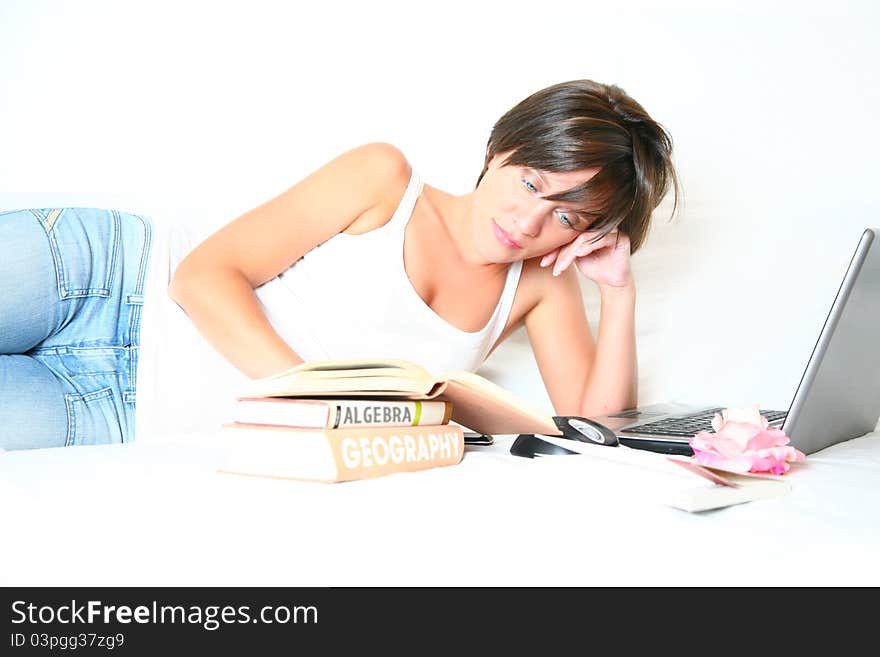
left=329, top=400, right=452, bottom=429
left=324, top=424, right=465, bottom=482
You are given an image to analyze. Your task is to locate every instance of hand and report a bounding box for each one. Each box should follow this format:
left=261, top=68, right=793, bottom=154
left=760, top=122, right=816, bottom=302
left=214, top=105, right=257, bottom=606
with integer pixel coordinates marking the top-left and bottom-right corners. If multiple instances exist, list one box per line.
left=539, top=230, right=633, bottom=288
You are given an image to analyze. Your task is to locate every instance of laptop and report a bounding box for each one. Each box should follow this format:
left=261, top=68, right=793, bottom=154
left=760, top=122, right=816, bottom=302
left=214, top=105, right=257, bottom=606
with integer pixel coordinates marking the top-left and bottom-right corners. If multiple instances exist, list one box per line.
left=590, top=227, right=880, bottom=457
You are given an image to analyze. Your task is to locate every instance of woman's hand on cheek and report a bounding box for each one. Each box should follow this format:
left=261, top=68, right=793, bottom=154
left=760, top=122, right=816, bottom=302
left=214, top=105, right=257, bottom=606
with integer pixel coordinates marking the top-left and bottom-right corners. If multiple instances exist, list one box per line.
left=539, top=230, right=633, bottom=288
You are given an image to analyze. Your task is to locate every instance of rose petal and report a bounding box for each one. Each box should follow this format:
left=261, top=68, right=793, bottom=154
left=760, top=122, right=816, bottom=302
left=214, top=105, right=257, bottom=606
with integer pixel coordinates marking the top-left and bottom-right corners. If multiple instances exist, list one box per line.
left=721, top=404, right=764, bottom=427
left=691, top=406, right=806, bottom=476
left=714, top=421, right=762, bottom=450
left=772, top=445, right=806, bottom=463
left=747, top=453, right=787, bottom=475
left=745, top=428, right=791, bottom=451
left=692, top=450, right=754, bottom=473
left=746, top=446, right=805, bottom=474
left=690, top=431, right=750, bottom=458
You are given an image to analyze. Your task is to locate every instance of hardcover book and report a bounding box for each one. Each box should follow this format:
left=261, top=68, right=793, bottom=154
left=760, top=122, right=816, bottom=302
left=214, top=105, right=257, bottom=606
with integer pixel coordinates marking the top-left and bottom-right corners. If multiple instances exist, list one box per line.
left=232, top=397, right=453, bottom=429
left=241, top=358, right=559, bottom=436
left=218, top=422, right=465, bottom=482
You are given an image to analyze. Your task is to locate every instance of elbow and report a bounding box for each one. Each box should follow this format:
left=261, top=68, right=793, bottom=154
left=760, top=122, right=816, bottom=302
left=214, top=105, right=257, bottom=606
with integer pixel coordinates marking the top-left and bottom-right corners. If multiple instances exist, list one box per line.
left=167, top=261, right=250, bottom=309
left=168, top=255, right=208, bottom=304
left=168, top=259, right=200, bottom=307
left=581, top=401, right=636, bottom=419
left=167, top=269, right=188, bottom=305
left=580, top=392, right=638, bottom=419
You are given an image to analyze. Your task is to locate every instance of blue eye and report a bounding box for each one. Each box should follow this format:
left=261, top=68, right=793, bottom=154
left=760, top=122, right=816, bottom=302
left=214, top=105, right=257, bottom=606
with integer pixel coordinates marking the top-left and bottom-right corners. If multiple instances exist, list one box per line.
left=557, top=211, right=574, bottom=229
left=523, top=175, right=578, bottom=229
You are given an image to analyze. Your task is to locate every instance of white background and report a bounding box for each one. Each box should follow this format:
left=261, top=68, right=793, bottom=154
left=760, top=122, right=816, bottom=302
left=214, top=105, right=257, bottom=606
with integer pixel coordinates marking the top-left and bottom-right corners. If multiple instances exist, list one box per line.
left=2, top=0, right=879, bottom=414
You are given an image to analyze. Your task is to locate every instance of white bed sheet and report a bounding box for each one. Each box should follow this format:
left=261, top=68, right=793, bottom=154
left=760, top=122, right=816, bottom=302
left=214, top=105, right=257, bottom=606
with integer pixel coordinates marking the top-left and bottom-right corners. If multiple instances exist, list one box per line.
left=2, top=429, right=878, bottom=587
left=2, top=199, right=878, bottom=587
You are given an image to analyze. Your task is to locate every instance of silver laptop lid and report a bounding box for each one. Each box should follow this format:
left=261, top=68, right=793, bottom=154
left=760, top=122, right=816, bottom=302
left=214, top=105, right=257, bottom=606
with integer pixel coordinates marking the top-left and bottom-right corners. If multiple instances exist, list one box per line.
left=783, top=228, right=880, bottom=454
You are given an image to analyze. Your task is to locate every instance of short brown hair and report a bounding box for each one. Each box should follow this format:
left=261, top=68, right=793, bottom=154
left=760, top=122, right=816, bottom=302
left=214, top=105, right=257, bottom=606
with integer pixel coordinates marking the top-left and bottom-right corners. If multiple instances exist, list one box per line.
left=476, top=79, right=680, bottom=253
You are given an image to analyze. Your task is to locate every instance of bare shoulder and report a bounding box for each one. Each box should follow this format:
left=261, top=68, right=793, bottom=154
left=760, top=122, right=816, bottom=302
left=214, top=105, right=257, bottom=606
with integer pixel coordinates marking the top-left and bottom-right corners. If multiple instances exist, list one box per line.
left=170, top=141, right=414, bottom=292
left=517, top=256, right=582, bottom=317
left=350, top=141, right=411, bottom=183
left=344, top=142, right=413, bottom=235
left=486, top=257, right=585, bottom=360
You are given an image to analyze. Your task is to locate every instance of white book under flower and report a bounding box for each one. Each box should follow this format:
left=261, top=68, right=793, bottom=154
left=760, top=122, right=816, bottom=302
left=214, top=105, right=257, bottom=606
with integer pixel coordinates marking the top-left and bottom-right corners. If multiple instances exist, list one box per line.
left=532, top=434, right=792, bottom=512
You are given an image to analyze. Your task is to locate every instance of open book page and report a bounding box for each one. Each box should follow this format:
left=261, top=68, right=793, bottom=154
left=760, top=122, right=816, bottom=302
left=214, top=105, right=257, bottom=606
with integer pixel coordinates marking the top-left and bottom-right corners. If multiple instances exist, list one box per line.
left=285, top=358, right=432, bottom=380
left=245, top=376, right=432, bottom=397
left=530, top=436, right=791, bottom=512
left=295, top=368, right=422, bottom=380
left=258, top=357, right=425, bottom=375
left=665, top=456, right=787, bottom=482
left=435, top=370, right=558, bottom=435
left=660, top=474, right=791, bottom=512
left=243, top=358, right=436, bottom=398
left=531, top=451, right=790, bottom=512
left=241, top=360, right=558, bottom=436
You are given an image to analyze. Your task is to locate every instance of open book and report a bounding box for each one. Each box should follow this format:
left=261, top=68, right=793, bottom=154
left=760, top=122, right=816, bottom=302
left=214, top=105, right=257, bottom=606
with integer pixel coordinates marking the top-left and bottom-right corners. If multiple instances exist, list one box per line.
left=531, top=434, right=792, bottom=512
left=242, top=358, right=559, bottom=436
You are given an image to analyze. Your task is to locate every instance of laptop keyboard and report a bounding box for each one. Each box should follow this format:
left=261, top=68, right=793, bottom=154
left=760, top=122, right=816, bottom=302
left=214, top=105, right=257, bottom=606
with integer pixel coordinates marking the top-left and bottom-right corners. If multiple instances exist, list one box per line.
left=621, top=408, right=788, bottom=437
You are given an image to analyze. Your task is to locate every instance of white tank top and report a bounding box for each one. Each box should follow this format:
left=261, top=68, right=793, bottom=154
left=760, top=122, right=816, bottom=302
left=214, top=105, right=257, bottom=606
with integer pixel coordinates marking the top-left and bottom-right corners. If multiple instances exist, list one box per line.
left=253, top=168, right=523, bottom=374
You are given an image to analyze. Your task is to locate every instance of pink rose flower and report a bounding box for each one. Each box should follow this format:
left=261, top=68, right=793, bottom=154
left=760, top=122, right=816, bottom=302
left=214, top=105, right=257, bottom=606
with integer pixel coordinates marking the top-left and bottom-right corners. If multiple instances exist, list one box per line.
left=688, top=404, right=805, bottom=475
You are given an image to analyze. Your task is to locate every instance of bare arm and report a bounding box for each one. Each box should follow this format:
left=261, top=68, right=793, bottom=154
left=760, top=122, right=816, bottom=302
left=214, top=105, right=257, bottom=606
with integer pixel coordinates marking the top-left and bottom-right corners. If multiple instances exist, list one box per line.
left=583, top=280, right=638, bottom=415
left=168, top=142, right=411, bottom=379
left=169, top=265, right=303, bottom=379
left=523, top=264, right=637, bottom=417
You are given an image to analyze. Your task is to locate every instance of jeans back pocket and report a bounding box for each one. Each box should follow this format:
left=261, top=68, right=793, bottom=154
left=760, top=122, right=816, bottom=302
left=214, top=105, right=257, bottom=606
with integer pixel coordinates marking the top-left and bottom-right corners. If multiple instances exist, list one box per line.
left=36, top=208, right=120, bottom=300
left=64, top=386, right=126, bottom=446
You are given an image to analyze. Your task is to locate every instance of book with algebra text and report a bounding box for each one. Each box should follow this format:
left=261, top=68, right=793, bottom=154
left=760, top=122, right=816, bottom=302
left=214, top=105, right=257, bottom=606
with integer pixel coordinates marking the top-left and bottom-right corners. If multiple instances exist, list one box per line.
left=232, top=397, right=453, bottom=430
left=241, top=358, right=559, bottom=436
left=218, top=422, right=464, bottom=483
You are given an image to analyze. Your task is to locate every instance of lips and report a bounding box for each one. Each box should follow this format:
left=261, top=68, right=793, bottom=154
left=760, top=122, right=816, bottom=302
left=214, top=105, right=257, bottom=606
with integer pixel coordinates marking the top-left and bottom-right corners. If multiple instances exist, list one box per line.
left=492, top=219, right=522, bottom=249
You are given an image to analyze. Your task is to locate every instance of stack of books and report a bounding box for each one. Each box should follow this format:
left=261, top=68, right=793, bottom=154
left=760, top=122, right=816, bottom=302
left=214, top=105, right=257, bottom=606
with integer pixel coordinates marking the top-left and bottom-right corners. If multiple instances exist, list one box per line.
left=218, top=358, right=559, bottom=482
left=216, top=358, right=793, bottom=511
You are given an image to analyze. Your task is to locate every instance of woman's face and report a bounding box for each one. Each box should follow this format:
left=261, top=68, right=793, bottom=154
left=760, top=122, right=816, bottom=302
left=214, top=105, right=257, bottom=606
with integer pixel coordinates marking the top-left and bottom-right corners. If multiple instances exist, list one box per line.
left=470, top=150, right=600, bottom=264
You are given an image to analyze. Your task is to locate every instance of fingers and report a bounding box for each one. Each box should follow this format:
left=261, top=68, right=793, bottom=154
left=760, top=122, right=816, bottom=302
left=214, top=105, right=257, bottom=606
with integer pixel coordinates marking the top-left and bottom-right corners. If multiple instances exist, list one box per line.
left=539, top=250, right=559, bottom=268
left=552, top=231, right=611, bottom=276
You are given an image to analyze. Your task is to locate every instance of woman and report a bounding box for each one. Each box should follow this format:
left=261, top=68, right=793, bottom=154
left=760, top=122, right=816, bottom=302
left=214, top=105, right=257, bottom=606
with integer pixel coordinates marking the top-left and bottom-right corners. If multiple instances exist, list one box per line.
left=0, top=79, right=679, bottom=450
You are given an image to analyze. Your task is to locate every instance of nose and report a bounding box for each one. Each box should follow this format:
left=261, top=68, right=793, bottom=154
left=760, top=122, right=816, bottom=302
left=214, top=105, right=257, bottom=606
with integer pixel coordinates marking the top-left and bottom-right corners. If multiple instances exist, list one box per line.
left=514, top=201, right=548, bottom=237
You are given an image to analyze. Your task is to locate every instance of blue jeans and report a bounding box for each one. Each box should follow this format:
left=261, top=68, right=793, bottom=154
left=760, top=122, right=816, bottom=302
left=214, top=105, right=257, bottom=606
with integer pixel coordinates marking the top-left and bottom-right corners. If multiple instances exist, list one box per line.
left=0, top=208, right=153, bottom=450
